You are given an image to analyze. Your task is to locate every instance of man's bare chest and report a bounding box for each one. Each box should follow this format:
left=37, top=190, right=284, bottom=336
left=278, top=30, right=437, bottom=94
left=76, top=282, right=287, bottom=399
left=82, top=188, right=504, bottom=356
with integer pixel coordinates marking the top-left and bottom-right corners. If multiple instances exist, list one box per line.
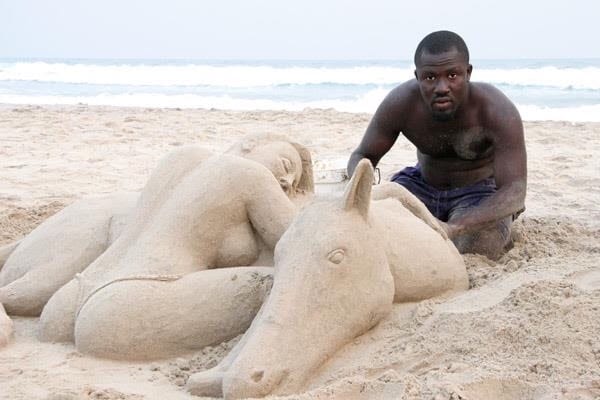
left=403, top=126, right=494, bottom=160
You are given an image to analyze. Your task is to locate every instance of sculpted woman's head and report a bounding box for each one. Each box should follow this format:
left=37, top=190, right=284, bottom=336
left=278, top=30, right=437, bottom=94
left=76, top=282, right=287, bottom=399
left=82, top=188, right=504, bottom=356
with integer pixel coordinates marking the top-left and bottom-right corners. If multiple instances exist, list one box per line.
left=227, top=133, right=314, bottom=197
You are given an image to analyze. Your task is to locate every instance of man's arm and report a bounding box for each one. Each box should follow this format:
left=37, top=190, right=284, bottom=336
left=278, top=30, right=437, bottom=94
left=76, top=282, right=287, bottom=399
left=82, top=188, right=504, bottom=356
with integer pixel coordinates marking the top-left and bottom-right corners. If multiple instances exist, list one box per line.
left=446, top=90, right=527, bottom=238
left=347, top=85, right=409, bottom=176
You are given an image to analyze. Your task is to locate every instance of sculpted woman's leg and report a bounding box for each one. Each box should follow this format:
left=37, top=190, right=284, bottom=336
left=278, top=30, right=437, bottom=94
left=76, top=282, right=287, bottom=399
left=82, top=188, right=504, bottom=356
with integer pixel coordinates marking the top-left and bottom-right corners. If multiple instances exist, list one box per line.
left=0, top=241, right=20, bottom=270
left=0, top=303, right=13, bottom=348
left=38, top=278, right=80, bottom=342
left=74, top=267, right=273, bottom=360
left=0, top=192, right=137, bottom=316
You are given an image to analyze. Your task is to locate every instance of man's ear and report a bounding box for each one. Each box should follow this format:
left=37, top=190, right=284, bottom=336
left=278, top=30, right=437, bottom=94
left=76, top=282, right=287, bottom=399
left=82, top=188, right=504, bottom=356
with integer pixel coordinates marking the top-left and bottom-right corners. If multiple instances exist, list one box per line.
left=414, top=69, right=418, bottom=80
left=466, top=64, right=473, bottom=81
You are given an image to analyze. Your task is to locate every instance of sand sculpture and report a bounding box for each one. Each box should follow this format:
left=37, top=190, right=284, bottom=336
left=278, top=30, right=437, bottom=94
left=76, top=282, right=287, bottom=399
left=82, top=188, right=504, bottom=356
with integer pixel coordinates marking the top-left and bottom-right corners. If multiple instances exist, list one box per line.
left=0, top=134, right=314, bottom=353
left=0, top=141, right=466, bottom=399
left=0, top=303, right=11, bottom=347
left=0, top=193, right=137, bottom=317
left=187, top=159, right=468, bottom=399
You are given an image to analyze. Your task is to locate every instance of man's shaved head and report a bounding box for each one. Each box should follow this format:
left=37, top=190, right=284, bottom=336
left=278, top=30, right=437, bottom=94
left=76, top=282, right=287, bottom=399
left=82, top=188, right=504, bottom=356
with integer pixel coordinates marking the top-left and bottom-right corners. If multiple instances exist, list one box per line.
left=414, top=30, right=469, bottom=67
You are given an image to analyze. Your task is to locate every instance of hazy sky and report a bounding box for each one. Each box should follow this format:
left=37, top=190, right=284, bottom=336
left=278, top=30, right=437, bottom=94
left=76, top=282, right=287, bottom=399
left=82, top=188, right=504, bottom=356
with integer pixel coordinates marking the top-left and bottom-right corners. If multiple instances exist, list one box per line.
left=1, top=0, right=599, bottom=60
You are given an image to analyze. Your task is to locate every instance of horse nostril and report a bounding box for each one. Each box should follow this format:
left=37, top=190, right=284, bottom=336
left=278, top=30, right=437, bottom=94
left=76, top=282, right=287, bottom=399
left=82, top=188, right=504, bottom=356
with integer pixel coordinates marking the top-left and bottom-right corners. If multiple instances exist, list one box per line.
left=251, top=370, right=264, bottom=383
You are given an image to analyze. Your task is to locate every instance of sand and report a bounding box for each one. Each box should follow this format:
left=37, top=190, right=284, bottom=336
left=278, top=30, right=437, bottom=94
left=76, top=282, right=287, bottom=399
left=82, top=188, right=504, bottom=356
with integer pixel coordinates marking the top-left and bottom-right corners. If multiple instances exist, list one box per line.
left=0, top=104, right=599, bottom=400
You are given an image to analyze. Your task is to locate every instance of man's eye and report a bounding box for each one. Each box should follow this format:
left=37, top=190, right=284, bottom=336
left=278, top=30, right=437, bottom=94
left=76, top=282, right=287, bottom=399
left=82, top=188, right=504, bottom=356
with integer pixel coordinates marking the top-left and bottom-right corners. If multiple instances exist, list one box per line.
left=425, top=76, right=435, bottom=81
left=448, top=73, right=457, bottom=79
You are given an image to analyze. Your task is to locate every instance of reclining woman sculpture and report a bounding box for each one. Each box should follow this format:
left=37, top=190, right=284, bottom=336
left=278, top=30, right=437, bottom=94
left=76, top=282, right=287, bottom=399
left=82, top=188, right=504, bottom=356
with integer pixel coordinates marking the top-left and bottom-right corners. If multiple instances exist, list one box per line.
left=0, top=133, right=314, bottom=354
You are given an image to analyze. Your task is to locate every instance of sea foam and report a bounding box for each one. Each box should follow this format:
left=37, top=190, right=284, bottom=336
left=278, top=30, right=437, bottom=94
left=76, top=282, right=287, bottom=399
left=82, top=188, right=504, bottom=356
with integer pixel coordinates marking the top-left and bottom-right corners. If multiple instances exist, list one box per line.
left=1, top=59, right=600, bottom=121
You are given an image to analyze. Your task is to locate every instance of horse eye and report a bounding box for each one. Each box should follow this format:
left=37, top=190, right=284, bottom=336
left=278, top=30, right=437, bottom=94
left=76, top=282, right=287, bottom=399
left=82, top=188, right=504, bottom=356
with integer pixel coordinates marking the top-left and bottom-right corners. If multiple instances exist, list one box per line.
left=327, top=249, right=345, bottom=264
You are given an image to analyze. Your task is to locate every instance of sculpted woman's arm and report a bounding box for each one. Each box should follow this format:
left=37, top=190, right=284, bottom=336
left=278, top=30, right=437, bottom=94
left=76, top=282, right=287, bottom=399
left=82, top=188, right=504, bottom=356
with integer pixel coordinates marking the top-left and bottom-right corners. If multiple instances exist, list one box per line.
left=246, top=176, right=297, bottom=250
left=235, top=138, right=313, bottom=250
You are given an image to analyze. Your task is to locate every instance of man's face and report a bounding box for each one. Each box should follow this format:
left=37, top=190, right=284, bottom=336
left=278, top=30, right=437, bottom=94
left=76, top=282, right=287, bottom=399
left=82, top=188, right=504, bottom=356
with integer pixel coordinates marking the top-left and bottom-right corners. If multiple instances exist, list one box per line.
left=414, top=47, right=472, bottom=121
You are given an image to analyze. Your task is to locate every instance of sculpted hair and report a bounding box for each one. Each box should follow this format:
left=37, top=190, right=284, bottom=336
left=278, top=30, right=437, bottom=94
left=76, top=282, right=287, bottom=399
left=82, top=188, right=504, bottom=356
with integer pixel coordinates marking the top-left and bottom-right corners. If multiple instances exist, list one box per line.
left=414, top=30, right=470, bottom=67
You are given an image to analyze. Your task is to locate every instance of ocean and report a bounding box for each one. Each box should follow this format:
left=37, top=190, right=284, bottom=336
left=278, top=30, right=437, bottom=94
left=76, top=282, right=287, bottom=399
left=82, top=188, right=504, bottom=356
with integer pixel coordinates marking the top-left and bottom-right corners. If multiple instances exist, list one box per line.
left=1, top=58, right=600, bottom=122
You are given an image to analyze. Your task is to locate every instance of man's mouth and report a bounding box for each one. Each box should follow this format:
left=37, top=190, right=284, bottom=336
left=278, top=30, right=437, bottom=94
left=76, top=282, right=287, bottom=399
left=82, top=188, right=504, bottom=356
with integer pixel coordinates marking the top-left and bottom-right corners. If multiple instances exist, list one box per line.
left=432, top=98, right=452, bottom=110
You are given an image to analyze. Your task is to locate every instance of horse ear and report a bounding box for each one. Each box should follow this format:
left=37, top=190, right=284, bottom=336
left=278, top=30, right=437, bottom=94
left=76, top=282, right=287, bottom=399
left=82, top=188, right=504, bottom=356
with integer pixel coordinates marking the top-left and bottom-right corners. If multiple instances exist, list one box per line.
left=342, top=159, right=373, bottom=219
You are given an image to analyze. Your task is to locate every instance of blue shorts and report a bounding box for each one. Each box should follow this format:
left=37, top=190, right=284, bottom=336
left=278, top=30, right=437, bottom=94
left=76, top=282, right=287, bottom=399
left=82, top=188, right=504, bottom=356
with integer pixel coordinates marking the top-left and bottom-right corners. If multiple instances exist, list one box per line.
left=390, top=165, right=498, bottom=223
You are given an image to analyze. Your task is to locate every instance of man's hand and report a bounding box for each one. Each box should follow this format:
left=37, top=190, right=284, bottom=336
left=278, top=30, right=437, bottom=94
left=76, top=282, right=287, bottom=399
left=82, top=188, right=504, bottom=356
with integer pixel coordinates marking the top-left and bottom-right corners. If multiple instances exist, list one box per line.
left=440, top=221, right=463, bottom=240
left=443, top=219, right=503, bottom=240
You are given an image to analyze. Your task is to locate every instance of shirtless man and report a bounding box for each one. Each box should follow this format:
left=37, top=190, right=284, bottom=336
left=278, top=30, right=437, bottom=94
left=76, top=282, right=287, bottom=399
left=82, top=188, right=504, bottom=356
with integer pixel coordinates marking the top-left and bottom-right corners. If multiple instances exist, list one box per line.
left=348, top=31, right=527, bottom=260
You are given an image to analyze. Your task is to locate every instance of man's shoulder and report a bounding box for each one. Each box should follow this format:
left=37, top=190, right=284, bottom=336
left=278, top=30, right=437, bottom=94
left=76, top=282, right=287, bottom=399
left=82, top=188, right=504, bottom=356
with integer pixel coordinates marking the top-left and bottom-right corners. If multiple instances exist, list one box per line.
left=370, top=80, right=423, bottom=129
left=470, top=82, right=521, bottom=120
left=390, top=79, right=420, bottom=96
left=470, top=82, right=515, bottom=106
left=381, top=80, right=421, bottom=109
left=468, top=82, right=523, bottom=144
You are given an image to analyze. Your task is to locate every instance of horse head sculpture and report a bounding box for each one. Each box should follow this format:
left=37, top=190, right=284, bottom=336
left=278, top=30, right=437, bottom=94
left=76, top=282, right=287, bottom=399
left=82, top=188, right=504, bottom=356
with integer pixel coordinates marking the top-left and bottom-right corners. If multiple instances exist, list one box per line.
left=222, top=159, right=395, bottom=398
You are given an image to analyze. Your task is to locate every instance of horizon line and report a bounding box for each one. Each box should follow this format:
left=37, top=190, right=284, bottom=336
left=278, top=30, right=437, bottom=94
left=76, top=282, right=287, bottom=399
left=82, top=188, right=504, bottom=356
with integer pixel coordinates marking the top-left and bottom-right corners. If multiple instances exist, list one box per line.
left=2, top=56, right=600, bottom=62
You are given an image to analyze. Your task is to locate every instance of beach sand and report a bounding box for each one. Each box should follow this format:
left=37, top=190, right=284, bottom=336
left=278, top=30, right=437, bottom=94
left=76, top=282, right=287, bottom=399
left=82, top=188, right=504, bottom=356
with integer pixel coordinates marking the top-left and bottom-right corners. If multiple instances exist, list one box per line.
left=0, top=105, right=599, bottom=399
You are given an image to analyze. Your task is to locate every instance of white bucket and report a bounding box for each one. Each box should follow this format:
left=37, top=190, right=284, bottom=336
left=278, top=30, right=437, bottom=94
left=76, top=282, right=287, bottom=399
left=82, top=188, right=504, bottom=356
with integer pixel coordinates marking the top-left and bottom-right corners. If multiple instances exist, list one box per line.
left=313, top=157, right=349, bottom=196
left=314, top=167, right=349, bottom=195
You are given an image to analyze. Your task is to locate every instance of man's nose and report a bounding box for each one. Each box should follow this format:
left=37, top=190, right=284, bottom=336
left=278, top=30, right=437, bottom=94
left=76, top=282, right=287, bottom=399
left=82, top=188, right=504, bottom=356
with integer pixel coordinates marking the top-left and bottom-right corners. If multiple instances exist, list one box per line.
left=434, top=78, right=450, bottom=94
